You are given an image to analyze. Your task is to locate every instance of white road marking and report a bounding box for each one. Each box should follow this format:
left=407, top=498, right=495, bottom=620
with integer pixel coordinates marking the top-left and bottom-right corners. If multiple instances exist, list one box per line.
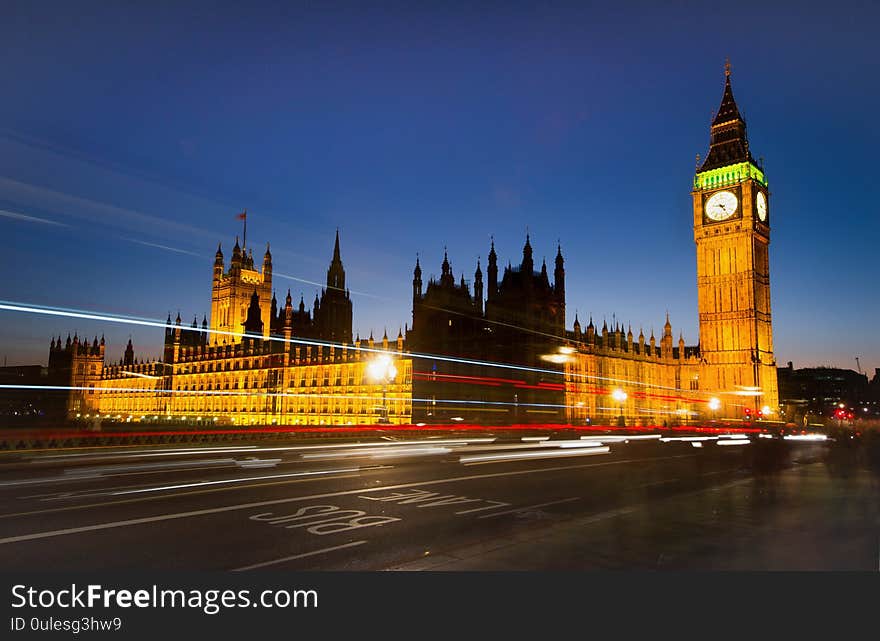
left=0, top=455, right=693, bottom=546
left=455, top=500, right=511, bottom=515
left=0, top=473, right=366, bottom=520
left=109, top=468, right=361, bottom=495
left=232, top=540, right=367, bottom=571
left=477, top=497, right=581, bottom=519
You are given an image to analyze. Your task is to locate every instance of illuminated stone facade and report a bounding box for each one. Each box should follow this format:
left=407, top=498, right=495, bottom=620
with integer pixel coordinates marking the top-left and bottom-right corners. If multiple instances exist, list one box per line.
left=690, top=64, right=778, bottom=413
left=563, top=317, right=703, bottom=425
left=48, top=67, right=778, bottom=427
left=210, top=239, right=273, bottom=339
left=564, top=64, right=778, bottom=425
left=53, top=235, right=412, bottom=425
left=93, top=335, right=411, bottom=426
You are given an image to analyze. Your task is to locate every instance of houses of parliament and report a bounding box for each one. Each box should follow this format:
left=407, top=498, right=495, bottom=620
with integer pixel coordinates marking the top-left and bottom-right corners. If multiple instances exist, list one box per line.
left=46, top=65, right=779, bottom=427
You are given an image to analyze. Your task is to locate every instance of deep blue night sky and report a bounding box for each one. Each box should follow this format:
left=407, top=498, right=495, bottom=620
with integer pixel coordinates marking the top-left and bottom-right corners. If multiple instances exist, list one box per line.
left=1, top=1, right=877, bottom=375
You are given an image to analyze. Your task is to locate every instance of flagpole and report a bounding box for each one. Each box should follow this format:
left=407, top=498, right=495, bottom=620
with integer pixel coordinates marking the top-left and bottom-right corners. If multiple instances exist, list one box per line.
left=242, top=210, right=247, bottom=251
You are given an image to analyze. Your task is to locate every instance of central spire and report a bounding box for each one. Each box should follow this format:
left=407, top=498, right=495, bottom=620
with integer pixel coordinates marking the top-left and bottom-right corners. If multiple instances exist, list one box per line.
left=699, top=60, right=754, bottom=172
left=521, top=233, right=534, bottom=273
left=326, top=229, right=345, bottom=291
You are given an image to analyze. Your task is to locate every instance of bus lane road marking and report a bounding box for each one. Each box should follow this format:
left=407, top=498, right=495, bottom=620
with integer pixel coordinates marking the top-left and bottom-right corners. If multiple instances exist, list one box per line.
left=248, top=504, right=401, bottom=536
left=358, top=488, right=511, bottom=514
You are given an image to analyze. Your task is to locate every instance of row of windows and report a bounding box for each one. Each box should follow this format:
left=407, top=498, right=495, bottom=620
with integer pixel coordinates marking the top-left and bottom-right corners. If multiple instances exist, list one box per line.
left=101, top=403, right=412, bottom=414
left=162, top=406, right=412, bottom=415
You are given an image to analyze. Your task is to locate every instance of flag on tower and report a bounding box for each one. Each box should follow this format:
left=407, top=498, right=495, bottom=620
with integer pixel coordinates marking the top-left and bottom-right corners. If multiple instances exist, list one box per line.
left=237, top=210, right=248, bottom=249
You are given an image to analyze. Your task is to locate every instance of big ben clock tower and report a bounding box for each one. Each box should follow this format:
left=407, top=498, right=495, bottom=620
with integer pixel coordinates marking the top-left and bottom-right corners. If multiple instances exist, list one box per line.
left=693, top=61, right=778, bottom=414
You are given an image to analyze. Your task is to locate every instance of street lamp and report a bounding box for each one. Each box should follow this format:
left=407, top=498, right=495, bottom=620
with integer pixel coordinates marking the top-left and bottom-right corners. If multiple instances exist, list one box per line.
left=708, top=397, right=721, bottom=423
left=368, top=353, right=398, bottom=424
left=611, top=388, right=627, bottom=427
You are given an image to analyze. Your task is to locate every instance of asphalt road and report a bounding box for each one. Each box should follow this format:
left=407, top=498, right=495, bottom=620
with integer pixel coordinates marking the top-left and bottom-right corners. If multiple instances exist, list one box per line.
left=0, top=431, right=876, bottom=570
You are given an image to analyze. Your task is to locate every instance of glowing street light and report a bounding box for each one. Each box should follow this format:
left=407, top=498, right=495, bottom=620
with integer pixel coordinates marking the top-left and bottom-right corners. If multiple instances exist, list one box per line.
left=368, top=353, right=398, bottom=424
left=708, top=397, right=721, bottom=422
left=611, top=388, right=627, bottom=426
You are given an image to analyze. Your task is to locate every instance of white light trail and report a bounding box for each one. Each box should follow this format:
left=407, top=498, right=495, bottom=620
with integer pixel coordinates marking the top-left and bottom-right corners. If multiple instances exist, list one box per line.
left=302, top=445, right=452, bottom=460
left=459, top=446, right=610, bottom=464
left=0, top=209, right=70, bottom=227
left=0, top=299, right=730, bottom=396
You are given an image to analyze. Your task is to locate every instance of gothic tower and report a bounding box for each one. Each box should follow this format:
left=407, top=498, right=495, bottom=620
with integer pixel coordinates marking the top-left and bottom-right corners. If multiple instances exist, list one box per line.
left=692, top=61, right=778, bottom=412
left=209, top=236, right=273, bottom=341
left=313, top=230, right=353, bottom=344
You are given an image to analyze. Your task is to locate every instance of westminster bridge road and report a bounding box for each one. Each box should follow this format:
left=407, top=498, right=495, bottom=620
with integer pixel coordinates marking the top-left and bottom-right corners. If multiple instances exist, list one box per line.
left=0, top=427, right=876, bottom=570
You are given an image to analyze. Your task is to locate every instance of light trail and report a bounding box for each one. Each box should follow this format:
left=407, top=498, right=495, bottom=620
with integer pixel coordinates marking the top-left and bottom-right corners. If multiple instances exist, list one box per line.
left=33, top=445, right=259, bottom=460
left=0, top=209, right=70, bottom=227
left=444, top=441, right=606, bottom=454
left=581, top=434, right=662, bottom=441
left=301, top=446, right=452, bottom=460
left=0, top=299, right=729, bottom=398
left=117, top=370, right=161, bottom=379
left=121, top=237, right=203, bottom=257
left=274, top=272, right=389, bottom=301
left=0, top=382, right=731, bottom=416
left=459, top=446, right=610, bottom=464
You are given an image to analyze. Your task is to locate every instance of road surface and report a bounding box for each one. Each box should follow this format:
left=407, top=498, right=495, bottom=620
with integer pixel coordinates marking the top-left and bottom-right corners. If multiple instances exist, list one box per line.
left=0, top=431, right=875, bottom=570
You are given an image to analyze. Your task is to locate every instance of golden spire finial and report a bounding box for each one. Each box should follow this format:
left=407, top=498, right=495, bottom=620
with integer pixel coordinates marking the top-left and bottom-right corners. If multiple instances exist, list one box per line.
left=725, top=58, right=731, bottom=77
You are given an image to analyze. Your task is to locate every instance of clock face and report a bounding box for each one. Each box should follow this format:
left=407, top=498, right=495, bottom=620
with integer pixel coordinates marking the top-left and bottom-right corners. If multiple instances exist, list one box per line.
left=756, top=191, right=768, bottom=222
left=705, top=190, right=738, bottom=221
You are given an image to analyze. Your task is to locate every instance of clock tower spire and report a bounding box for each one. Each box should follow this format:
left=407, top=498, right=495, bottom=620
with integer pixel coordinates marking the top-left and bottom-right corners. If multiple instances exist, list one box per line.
left=692, top=62, right=778, bottom=415
left=699, top=60, right=754, bottom=172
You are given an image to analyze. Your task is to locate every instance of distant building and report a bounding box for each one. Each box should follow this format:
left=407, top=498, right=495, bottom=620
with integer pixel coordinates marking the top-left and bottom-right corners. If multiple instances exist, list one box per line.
left=0, top=364, right=60, bottom=424
left=778, top=362, right=878, bottom=422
